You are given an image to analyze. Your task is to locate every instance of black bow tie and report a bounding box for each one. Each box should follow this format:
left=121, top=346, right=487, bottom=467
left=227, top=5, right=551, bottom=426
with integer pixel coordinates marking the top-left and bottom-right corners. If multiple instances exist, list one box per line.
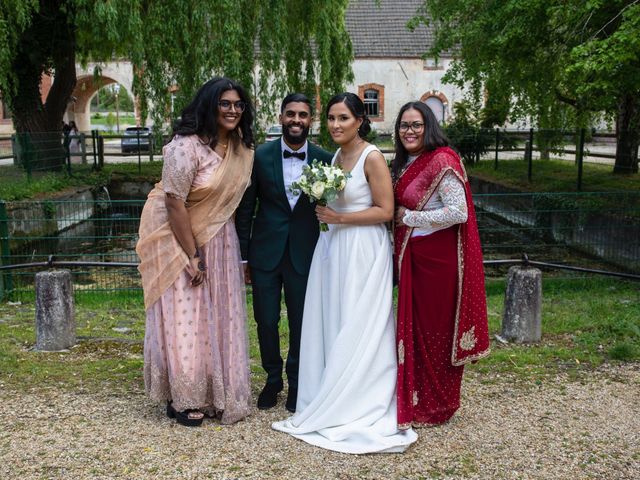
left=283, top=149, right=306, bottom=160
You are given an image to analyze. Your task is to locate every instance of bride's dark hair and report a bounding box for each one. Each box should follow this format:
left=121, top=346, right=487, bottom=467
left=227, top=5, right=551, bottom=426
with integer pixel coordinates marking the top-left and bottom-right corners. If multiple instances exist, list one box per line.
left=325, top=92, right=372, bottom=138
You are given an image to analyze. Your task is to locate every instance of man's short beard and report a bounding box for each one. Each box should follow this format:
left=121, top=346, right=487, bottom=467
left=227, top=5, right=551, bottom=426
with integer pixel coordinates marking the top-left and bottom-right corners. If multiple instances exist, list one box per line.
left=282, top=124, right=310, bottom=145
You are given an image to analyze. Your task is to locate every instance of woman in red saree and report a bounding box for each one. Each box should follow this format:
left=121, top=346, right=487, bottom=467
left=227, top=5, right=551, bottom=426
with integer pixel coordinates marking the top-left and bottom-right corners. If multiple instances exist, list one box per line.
left=392, top=102, right=489, bottom=428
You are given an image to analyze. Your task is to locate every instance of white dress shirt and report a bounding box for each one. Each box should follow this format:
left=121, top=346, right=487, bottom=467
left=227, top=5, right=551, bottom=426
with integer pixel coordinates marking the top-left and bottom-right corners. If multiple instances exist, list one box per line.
left=282, top=137, right=308, bottom=210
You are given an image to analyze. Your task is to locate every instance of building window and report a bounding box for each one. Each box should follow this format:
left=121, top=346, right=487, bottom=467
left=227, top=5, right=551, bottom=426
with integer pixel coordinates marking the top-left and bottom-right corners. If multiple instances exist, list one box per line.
left=423, top=58, right=443, bottom=70
left=364, top=89, right=379, bottom=117
left=425, top=96, right=445, bottom=123
left=357, top=83, right=385, bottom=122
left=420, top=91, right=450, bottom=124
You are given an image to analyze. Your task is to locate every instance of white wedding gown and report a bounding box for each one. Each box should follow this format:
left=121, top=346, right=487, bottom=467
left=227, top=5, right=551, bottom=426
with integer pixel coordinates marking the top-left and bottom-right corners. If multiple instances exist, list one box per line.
left=272, top=145, right=418, bottom=453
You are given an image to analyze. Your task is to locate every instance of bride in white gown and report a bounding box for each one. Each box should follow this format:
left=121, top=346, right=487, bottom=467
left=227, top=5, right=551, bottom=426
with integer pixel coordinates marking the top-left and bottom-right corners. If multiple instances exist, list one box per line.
left=272, top=93, right=417, bottom=454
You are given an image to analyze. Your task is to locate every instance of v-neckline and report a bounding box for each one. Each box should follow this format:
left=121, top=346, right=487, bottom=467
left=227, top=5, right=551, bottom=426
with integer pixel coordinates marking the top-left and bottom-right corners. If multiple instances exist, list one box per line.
left=335, top=145, right=371, bottom=174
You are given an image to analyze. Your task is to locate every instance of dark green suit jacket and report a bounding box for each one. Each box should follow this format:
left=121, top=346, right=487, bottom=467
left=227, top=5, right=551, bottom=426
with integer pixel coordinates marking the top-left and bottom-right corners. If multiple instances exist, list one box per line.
left=236, top=139, right=333, bottom=275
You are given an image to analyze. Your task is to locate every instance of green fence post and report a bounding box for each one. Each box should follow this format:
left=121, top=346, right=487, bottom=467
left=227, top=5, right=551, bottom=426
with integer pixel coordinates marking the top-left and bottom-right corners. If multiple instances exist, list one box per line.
left=10, top=134, right=17, bottom=166
left=15, top=133, right=33, bottom=181
left=92, top=130, right=98, bottom=170
left=527, top=128, right=534, bottom=182
left=494, top=128, right=499, bottom=170
left=80, top=133, right=87, bottom=164
left=97, top=134, right=105, bottom=170
left=0, top=201, right=13, bottom=300
left=149, top=134, right=154, bottom=163
left=137, top=129, right=142, bottom=173
left=577, top=128, right=585, bottom=192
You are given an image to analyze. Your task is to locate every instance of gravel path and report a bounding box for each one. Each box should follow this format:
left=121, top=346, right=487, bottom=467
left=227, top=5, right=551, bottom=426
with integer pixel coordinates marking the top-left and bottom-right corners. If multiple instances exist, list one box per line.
left=1, top=364, right=638, bottom=480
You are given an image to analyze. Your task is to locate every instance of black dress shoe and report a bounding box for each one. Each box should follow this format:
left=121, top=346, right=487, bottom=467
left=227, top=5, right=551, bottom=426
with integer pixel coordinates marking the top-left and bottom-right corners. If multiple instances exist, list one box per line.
left=285, top=387, right=297, bottom=413
left=257, top=382, right=283, bottom=410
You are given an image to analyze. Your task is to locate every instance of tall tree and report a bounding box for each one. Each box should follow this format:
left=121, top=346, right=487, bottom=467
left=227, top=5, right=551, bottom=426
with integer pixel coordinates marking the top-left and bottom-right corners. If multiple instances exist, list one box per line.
left=0, top=0, right=353, bottom=168
left=415, top=0, right=640, bottom=173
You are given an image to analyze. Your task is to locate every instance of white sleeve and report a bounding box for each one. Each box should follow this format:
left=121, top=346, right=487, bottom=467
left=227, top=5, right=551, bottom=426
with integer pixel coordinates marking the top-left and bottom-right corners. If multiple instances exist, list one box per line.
left=402, top=171, right=468, bottom=228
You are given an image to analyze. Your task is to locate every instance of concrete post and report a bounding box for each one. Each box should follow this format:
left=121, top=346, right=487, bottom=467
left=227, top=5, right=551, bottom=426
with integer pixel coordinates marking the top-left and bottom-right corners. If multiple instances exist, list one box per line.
left=501, top=265, right=542, bottom=343
left=35, top=270, right=76, bottom=351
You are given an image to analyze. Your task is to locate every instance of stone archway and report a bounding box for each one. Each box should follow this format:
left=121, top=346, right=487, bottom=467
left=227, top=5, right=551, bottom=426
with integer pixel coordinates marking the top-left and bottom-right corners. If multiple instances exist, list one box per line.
left=66, top=62, right=138, bottom=132
left=420, top=90, right=449, bottom=123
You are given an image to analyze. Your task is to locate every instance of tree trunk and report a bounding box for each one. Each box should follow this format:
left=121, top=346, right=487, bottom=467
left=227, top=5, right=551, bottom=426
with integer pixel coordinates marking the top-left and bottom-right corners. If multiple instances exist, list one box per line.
left=614, top=93, right=640, bottom=174
left=8, top=1, right=77, bottom=172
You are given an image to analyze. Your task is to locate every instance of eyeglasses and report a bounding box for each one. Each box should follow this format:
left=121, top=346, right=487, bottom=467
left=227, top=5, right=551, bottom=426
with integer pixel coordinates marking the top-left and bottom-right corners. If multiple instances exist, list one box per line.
left=218, top=100, right=247, bottom=112
left=399, top=121, right=425, bottom=133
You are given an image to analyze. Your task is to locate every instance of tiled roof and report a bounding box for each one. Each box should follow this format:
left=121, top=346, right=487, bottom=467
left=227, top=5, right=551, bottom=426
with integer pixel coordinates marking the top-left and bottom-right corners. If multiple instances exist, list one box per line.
left=346, top=0, right=439, bottom=58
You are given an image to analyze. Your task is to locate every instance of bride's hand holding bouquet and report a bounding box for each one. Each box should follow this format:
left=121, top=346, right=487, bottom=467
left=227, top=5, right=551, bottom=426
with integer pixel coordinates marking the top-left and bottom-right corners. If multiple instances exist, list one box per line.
left=291, top=160, right=350, bottom=231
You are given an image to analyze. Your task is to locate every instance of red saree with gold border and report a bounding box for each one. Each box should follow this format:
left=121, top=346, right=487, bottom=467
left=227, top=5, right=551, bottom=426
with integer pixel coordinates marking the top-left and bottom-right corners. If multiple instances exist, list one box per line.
left=393, top=147, right=489, bottom=428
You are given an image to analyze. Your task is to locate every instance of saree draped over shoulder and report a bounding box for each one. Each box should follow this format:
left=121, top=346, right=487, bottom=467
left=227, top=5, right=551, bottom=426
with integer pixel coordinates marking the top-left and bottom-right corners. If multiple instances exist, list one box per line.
left=136, top=135, right=254, bottom=423
left=393, top=146, right=489, bottom=427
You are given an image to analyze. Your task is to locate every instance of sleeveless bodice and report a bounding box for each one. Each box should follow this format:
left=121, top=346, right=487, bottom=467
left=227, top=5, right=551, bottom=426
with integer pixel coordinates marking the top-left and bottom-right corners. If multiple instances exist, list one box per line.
left=329, top=145, right=378, bottom=213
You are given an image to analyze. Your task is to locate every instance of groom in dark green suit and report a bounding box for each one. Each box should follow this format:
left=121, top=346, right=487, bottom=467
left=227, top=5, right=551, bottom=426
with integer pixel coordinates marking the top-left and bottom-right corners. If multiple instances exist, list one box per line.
left=236, top=93, right=333, bottom=413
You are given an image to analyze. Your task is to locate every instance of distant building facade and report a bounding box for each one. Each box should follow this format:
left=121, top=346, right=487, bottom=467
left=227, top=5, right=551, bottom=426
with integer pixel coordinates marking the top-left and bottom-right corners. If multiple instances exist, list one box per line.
left=345, top=0, right=463, bottom=132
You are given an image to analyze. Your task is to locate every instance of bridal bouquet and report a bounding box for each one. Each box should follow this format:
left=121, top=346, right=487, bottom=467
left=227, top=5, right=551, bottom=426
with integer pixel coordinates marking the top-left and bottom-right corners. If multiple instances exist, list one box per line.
left=291, top=159, right=350, bottom=231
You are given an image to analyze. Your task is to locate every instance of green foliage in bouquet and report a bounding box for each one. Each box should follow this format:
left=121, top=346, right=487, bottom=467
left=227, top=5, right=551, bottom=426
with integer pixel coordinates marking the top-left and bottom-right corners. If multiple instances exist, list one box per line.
left=291, top=159, right=351, bottom=231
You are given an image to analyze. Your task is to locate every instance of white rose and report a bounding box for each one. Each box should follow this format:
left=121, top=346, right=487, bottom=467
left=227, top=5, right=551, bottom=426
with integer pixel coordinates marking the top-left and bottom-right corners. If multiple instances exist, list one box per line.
left=311, top=181, right=325, bottom=198
left=299, top=175, right=308, bottom=185
left=324, top=167, right=335, bottom=182
left=338, top=177, right=347, bottom=190
left=311, top=167, right=320, bottom=175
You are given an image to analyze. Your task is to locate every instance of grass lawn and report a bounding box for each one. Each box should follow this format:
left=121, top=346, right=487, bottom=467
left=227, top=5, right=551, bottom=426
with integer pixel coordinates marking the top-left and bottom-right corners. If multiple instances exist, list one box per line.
left=468, top=158, right=640, bottom=192
left=0, top=275, right=637, bottom=394
left=90, top=114, right=137, bottom=127
left=2, top=154, right=638, bottom=201
left=0, top=162, right=163, bottom=201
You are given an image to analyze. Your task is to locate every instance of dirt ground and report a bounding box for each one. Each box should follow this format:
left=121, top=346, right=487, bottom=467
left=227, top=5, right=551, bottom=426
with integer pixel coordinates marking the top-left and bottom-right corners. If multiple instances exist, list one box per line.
left=1, top=364, right=638, bottom=480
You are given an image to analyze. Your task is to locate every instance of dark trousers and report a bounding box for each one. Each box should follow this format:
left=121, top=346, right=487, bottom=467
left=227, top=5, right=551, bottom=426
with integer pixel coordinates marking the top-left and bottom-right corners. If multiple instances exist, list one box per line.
left=251, top=249, right=308, bottom=389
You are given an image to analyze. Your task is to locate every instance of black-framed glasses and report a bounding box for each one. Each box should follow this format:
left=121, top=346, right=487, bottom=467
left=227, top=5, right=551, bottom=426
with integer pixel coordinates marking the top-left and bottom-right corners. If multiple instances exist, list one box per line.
left=218, top=100, right=247, bottom=112
left=399, top=121, right=425, bottom=133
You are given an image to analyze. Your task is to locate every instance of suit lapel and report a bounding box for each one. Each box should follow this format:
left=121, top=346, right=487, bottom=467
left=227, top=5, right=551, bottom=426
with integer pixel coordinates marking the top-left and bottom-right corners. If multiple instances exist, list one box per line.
left=306, top=143, right=315, bottom=167
left=309, top=142, right=332, bottom=165
left=271, top=140, right=291, bottom=211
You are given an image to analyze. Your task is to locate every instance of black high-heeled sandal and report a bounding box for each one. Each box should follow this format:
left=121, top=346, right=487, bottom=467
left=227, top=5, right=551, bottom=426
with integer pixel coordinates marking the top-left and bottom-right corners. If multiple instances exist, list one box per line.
left=166, top=401, right=204, bottom=426
left=175, top=409, right=204, bottom=427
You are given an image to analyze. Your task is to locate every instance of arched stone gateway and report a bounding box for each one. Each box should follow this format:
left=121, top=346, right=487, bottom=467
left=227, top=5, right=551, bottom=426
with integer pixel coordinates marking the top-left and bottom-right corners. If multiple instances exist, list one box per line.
left=66, top=62, right=138, bottom=132
left=420, top=90, right=449, bottom=124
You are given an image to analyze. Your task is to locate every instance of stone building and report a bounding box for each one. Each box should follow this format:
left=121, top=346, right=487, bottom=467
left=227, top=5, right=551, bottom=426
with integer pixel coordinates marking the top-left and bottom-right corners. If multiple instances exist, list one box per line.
left=345, top=0, right=463, bottom=132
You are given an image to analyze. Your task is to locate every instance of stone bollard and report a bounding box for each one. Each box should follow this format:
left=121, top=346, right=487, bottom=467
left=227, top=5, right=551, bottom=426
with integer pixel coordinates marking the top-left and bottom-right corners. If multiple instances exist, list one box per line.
left=501, top=265, right=542, bottom=343
left=35, top=270, right=76, bottom=351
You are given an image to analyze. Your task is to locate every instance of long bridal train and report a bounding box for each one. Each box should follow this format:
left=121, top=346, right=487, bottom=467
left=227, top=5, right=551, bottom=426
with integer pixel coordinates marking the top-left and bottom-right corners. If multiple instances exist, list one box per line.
left=272, top=145, right=417, bottom=454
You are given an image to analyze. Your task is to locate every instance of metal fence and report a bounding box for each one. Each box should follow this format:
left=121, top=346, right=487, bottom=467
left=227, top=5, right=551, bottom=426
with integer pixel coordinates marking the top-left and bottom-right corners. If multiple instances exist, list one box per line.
left=1, top=129, right=638, bottom=181
left=0, top=131, right=169, bottom=179
left=1, top=192, right=638, bottom=300
left=0, top=199, right=142, bottom=299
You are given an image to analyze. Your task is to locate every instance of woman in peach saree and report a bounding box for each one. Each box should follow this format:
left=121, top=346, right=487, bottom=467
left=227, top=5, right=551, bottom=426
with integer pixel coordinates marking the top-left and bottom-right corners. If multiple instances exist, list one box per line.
left=137, top=78, right=254, bottom=426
